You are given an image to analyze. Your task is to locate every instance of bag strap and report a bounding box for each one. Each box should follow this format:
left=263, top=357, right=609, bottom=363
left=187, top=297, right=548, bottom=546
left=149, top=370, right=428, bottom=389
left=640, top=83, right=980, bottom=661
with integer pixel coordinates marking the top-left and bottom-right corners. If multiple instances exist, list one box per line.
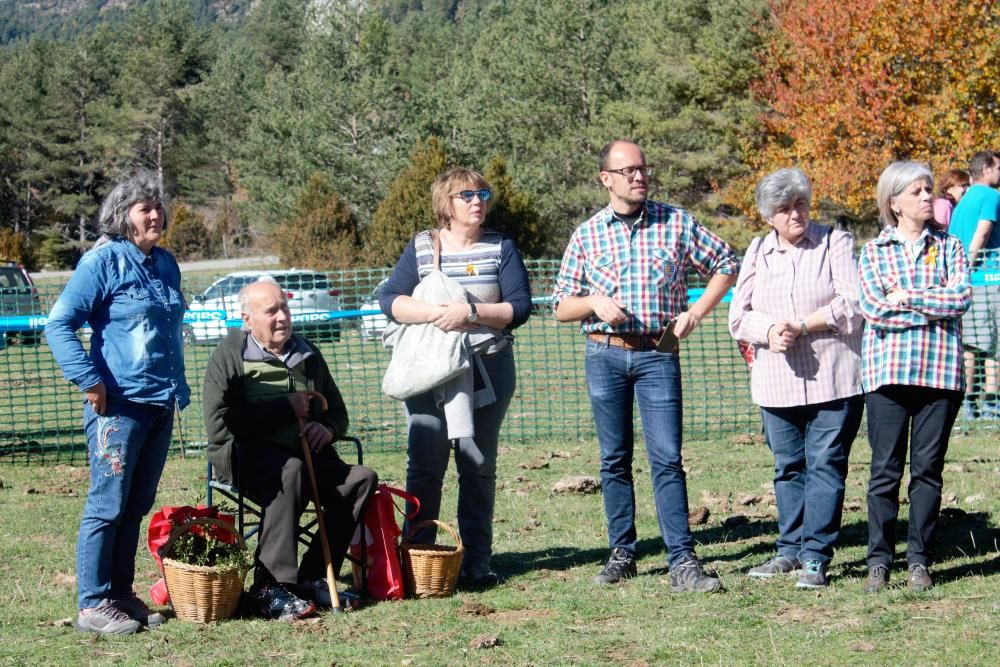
left=380, top=484, right=421, bottom=520
left=429, top=229, right=442, bottom=271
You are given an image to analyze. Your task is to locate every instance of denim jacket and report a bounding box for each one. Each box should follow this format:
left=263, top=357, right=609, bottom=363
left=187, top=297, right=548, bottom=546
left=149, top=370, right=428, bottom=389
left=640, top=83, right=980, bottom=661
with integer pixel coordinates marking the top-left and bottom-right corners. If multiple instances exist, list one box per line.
left=45, top=238, right=191, bottom=409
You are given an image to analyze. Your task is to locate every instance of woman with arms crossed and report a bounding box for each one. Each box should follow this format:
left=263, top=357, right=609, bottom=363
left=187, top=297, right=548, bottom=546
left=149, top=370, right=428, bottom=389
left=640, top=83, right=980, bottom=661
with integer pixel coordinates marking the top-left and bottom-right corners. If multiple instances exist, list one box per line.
left=859, top=161, right=971, bottom=592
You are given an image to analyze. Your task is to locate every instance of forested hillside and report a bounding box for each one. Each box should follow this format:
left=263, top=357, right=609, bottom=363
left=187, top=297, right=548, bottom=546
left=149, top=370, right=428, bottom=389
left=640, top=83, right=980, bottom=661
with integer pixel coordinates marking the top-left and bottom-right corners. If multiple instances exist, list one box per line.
left=0, top=0, right=996, bottom=270
left=0, top=0, right=248, bottom=43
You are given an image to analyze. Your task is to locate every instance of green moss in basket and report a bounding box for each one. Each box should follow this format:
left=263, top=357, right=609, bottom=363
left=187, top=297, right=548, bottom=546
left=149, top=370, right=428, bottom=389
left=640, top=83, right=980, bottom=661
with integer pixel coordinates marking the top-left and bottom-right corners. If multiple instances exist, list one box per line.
left=169, top=530, right=252, bottom=571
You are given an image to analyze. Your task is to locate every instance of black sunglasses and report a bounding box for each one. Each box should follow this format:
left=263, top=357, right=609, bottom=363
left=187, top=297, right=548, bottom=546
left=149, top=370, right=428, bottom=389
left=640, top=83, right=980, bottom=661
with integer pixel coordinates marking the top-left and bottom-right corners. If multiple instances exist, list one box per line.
left=452, top=189, right=492, bottom=203
left=605, top=165, right=654, bottom=179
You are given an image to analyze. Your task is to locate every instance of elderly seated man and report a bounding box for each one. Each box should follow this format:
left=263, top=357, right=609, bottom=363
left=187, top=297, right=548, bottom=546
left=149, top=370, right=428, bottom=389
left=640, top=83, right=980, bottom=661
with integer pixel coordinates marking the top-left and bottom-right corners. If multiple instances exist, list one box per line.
left=204, top=278, right=377, bottom=620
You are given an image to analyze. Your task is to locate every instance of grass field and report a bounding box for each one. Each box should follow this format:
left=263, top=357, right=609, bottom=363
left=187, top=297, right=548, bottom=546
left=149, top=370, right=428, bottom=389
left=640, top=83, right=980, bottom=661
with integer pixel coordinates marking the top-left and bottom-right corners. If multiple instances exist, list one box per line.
left=1, top=429, right=997, bottom=665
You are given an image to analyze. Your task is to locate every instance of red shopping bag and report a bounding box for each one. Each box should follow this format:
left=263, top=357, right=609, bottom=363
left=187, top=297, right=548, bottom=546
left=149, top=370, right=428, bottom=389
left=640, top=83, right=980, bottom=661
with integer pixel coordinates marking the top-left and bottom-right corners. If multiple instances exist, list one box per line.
left=146, top=505, right=237, bottom=605
left=349, top=484, right=419, bottom=601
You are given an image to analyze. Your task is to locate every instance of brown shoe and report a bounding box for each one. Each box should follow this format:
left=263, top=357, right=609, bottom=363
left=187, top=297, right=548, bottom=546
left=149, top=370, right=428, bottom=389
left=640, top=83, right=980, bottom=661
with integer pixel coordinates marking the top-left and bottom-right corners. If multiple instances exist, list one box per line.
left=864, top=564, right=889, bottom=593
left=908, top=563, right=932, bottom=592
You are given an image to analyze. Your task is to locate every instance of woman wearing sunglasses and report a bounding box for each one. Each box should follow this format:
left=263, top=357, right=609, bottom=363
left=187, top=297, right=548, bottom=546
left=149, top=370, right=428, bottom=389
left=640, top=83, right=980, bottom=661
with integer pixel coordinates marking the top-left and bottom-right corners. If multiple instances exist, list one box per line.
left=379, top=167, right=532, bottom=587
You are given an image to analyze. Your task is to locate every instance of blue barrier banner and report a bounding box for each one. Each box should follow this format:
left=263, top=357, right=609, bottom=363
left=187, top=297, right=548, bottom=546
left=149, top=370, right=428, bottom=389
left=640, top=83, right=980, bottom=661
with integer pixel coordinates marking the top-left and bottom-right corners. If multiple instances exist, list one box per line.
left=183, top=309, right=228, bottom=323
left=3, top=271, right=997, bottom=333
left=975, top=271, right=1000, bottom=286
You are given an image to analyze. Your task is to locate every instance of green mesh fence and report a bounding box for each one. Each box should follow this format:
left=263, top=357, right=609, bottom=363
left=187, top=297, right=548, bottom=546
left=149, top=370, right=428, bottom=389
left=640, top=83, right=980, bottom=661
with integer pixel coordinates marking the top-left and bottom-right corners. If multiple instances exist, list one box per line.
left=1, top=254, right=998, bottom=465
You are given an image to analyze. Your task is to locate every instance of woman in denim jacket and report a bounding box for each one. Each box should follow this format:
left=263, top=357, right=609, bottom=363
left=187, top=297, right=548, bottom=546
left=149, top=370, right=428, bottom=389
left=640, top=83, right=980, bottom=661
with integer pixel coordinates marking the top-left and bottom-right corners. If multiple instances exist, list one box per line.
left=46, top=171, right=189, bottom=635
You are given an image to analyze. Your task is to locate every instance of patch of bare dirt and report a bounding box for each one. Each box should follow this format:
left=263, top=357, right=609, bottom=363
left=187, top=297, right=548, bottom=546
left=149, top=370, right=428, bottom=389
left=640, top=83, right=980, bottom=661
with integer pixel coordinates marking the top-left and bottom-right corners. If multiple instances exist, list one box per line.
left=688, top=506, right=710, bottom=525
left=491, top=609, right=557, bottom=623
left=769, top=604, right=862, bottom=631
left=904, top=599, right=969, bottom=619
left=459, top=600, right=495, bottom=616
left=730, top=433, right=765, bottom=446
left=552, top=475, right=600, bottom=495
left=469, top=634, right=502, bottom=649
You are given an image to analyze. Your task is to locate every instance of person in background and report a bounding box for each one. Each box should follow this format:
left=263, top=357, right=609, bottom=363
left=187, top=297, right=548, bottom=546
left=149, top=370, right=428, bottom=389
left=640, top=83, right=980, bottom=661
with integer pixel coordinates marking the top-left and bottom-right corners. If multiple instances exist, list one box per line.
left=931, top=168, right=970, bottom=232
left=378, top=167, right=532, bottom=587
left=948, top=150, right=1000, bottom=420
left=553, top=139, right=736, bottom=592
left=45, top=171, right=189, bottom=635
left=729, top=168, right=863, bottom=589
left=858, top=161, right=971, bottom=593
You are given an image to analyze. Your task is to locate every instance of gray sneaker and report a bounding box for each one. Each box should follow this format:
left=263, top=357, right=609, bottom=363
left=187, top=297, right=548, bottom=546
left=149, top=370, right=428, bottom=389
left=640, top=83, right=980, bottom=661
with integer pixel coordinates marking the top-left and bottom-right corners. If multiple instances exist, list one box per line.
left=77, top=599, right=142, bottom=636
left=864, top=564, right=890, bottom=593
left=748, top=555, right=801, bottom=579
left=795, top=560, right=827, bottom=589
left=908, top=563, right=933, bottom=591
left=670, top=556, right=722, bottom=593
left=113, top=595, right=165, bottom=629
left=593, top=548, right=637, bottom=585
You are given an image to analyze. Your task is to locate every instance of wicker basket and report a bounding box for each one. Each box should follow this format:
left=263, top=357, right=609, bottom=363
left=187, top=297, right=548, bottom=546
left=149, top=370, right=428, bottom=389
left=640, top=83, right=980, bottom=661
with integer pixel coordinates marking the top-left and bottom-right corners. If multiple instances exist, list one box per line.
left=400, top=520, right=464, bottom=598
left=160, top=517, right=248, bottom=623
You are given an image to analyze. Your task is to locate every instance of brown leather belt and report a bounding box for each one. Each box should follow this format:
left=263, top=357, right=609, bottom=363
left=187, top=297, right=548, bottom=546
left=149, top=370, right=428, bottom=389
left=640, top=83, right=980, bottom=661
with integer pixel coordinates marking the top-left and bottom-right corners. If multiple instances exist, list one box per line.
left=587, top=332, right=665, bottom=351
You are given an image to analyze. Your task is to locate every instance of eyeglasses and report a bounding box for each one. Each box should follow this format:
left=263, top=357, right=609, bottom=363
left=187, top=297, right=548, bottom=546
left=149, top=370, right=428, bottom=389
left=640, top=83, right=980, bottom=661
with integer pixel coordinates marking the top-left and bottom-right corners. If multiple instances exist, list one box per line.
left=452, top=189, right=492, bottom=203
left=604, top=165, right=653, bottom=179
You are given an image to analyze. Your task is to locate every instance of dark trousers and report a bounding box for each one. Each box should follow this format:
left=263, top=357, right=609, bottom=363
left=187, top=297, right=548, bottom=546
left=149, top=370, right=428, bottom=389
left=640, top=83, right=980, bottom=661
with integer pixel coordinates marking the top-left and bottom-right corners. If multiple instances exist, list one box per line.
left=865, top=385, right=962, bottom=568
left=241, top=445, right=377, bottom=587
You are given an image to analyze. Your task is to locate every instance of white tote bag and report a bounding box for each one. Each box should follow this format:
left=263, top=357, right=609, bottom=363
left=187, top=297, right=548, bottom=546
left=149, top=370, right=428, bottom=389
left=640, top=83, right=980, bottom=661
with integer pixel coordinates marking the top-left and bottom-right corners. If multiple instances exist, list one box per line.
left=381, top=231, right=471, bottom=400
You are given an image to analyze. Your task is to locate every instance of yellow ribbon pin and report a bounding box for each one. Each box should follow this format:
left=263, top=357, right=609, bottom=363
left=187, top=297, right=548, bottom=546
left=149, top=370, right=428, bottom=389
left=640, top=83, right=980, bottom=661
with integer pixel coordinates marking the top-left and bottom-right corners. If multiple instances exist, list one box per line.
left=466, top=264, right=479, bottom=276
left=923, top=245, right=937, bottom=267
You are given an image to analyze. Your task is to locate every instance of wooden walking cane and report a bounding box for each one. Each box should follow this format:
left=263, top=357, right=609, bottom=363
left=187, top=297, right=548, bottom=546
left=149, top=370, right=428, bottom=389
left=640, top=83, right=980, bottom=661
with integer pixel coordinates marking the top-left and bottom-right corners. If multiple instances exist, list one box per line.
left=297, top=389, right=343, bottom=613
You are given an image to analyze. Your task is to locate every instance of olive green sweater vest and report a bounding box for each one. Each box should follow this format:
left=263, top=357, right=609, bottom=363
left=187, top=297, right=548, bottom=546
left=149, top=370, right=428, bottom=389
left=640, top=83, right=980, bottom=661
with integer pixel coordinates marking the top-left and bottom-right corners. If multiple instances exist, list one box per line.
left=243, top=358, right=310, bottom=452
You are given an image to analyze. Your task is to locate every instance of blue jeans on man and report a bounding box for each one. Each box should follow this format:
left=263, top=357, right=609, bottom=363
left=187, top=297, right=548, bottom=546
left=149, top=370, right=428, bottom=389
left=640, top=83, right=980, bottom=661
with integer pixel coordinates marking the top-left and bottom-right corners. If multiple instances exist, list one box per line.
left=760, top=396, right=863, bottom=566
left=585, top=340, right=694, bottom=568
left=77, top=398, right=174, bottom=609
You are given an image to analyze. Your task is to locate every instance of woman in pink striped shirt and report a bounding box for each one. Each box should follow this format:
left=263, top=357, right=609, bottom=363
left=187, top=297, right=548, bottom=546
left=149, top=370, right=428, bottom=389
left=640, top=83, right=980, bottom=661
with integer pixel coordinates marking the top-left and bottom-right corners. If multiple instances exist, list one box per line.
left=729, top=167, right=864, bottom=590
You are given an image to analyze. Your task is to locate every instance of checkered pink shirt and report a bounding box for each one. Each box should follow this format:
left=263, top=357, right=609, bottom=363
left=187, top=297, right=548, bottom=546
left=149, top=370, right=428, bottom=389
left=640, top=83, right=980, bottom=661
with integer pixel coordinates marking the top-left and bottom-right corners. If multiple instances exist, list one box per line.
left=728, top=224, right=863, bottom=408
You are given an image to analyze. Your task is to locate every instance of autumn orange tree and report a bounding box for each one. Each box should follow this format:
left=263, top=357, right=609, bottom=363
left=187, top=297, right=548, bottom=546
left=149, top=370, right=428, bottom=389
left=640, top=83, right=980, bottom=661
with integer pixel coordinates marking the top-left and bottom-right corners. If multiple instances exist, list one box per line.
left=738, top=0, right=999, bottom=224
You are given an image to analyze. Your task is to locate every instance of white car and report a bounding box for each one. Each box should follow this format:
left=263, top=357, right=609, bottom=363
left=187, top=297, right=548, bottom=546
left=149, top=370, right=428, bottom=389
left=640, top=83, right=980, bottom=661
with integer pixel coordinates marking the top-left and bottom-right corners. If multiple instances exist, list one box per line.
left=358, top=278, right=389, bottom=341
left=184, top=269, right=343, bottom=344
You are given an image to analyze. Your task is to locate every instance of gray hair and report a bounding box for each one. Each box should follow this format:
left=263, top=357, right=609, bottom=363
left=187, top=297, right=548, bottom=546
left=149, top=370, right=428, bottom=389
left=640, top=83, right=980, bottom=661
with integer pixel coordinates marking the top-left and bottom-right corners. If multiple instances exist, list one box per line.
left=876, top=161, right=933, bottom=227
left=755, top=168, right=812, bottom=219
left=238, top=276, right=281, bottom=316
left=98, top=170, right=168, bottom=238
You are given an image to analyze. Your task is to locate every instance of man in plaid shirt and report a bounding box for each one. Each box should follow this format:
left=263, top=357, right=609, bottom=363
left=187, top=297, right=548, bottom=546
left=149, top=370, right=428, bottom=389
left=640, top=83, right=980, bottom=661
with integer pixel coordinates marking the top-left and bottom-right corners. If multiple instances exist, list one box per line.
left=553, top=140, right=736, bottom=592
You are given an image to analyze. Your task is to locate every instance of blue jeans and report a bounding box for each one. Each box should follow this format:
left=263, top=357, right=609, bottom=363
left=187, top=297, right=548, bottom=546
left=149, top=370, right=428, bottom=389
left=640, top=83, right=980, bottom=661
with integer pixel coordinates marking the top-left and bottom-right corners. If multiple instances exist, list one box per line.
left=760, top=396, right=863, bottom=565
left=77, top=398, right=174, bottom=609
left=403, top=346, right=516, bottom=567
left=585, top=339, right=693, bottom=567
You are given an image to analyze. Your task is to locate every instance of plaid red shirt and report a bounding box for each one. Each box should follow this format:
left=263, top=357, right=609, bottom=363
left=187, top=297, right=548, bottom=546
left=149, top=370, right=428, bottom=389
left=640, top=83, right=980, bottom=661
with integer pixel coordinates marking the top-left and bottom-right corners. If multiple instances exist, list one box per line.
left=553, top=201, right=736, bottom=334
left=859, top=226, right=971, bottom=392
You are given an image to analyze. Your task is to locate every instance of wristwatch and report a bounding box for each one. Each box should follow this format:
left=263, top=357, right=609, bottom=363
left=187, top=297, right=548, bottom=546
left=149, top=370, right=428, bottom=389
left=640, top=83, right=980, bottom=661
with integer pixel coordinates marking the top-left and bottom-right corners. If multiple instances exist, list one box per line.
left=799, top=320, right=808, bottom=336
left=466, top=302, right=479, bottom=324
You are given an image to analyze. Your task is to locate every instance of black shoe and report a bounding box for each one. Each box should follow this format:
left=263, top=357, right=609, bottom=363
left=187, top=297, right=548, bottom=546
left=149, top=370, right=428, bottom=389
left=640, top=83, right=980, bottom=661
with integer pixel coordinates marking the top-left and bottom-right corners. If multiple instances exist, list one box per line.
left=593, top=548, right=636, bottom=585
left=461, top=563, right=500, bottom=588
left=253, top=584, right=316, bottom=621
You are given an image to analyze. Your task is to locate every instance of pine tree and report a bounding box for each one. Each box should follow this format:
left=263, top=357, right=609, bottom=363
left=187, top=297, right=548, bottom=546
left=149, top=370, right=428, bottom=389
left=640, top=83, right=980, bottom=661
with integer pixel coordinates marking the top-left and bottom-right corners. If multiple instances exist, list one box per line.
left=364, top=137, right=451, bottom=267
left=482, top=156, right=544, bottom=259
left=271, top=173, right=362, bottom=270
